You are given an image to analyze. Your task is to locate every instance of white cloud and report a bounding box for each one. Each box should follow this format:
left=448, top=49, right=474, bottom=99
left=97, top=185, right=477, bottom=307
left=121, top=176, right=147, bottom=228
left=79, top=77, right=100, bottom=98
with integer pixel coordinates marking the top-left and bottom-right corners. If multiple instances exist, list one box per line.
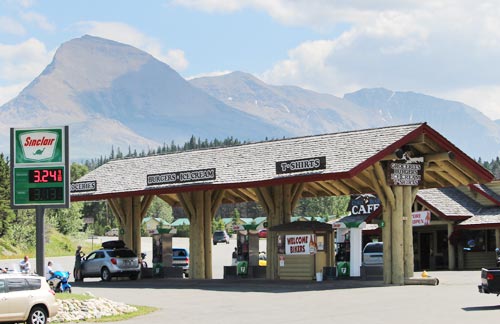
left=0, top=16, right=26, bottom=35
left=0, top=83, right=25, bottom=106
left=437, top=86, right=500, bottom=121
left=0, top=38, right=53, bottom=107
left=236, top=1, right=500, bottom=119
left=75, top=21, right=189, bottom=71
left=20, top=11, right=56, bottom=31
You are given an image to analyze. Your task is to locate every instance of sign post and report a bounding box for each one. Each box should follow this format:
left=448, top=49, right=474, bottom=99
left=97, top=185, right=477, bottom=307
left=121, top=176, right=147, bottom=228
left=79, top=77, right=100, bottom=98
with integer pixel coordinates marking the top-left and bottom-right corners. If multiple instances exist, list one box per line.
left=10, top=126, right=69, bottom=276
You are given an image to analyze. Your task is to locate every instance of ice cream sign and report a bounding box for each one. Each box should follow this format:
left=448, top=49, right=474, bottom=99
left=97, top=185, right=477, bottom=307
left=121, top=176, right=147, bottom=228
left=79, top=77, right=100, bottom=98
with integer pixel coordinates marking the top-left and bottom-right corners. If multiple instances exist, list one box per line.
left=14, top=128, right=63, bottom=164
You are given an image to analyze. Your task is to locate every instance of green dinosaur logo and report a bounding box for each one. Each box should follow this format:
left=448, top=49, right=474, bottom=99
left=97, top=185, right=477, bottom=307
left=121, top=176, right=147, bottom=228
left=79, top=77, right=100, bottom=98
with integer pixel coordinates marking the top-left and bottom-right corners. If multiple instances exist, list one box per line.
left=33, top=148, right=46, bottom=156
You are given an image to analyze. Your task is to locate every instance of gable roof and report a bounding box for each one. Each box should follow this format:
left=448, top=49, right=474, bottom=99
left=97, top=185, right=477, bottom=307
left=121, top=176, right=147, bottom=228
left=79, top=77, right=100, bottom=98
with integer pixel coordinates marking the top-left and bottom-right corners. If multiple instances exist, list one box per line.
left=71, top=123, right=493, bottom=207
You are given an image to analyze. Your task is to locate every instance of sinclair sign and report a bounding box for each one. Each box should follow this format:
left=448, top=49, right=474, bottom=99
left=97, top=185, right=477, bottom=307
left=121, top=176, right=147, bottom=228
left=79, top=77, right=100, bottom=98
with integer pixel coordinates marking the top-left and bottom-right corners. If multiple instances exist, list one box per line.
left=10, top=126, right=69, bottom=208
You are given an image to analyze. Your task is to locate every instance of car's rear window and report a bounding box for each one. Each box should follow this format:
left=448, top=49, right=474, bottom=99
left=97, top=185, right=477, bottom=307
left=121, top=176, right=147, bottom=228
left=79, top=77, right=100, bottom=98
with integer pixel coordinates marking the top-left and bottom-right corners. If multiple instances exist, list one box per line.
left=173, top=249, right=188, bottom=257
left=364, top=243, right=383, bottom=253
left=108, top=249, right=137, bottom=257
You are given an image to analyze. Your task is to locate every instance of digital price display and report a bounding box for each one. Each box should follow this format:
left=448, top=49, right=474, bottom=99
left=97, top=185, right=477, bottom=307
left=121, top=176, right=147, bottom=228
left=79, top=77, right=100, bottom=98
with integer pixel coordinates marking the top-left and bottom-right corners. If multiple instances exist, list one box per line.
left=12, top=167, right=67, bottom=205
left=28, top=168, right=64, bottom=183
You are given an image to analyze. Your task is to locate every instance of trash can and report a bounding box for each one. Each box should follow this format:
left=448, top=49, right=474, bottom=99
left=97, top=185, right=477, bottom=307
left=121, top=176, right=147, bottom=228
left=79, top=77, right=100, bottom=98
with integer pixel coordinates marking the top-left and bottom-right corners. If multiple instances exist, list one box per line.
left=316, top=272, right=323, bottom=282
left=237, top=261, right=248, bottom=275
left=337, top=261, right=350, bottom=278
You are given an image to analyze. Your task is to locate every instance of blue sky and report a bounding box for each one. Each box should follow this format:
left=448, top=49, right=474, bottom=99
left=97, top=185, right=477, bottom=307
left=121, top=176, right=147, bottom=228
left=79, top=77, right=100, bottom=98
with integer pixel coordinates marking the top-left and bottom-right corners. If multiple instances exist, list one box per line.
left=1, top=0, right=500, bottom=119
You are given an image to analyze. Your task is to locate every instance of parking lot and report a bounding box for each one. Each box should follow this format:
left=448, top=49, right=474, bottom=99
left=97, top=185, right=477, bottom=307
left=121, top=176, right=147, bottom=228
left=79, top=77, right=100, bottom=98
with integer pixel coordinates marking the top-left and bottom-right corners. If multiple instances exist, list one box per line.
left=69, top=270, right=500, bottom=324
left=2, top=237, right=500, bottom=323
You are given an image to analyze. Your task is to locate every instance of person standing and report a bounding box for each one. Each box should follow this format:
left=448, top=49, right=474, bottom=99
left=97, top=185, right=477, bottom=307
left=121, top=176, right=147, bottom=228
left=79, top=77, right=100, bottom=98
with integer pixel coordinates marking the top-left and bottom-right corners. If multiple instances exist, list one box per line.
left=46, top=261, right=55, bottom=280
left=74, top=245, right=84, bottom=281
left=19, top=255, right=31, bottom=274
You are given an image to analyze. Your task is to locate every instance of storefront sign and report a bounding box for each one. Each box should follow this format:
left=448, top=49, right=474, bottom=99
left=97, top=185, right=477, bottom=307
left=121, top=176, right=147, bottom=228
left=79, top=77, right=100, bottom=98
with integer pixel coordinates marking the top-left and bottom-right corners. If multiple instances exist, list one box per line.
left=386, top=162, right=423, bottom=186
left=348, top=194, right=380, bottom=215
left=70, top=181, right=97, bottom=192
left=147, top=168, right=216, bottom=185
left=285, top=234, right=316, bottom=255
left=11, top=126, right=70, bottom=208
left=412, top=211, right=431, bottom=226
left=276, top=156, right=326, bottom=174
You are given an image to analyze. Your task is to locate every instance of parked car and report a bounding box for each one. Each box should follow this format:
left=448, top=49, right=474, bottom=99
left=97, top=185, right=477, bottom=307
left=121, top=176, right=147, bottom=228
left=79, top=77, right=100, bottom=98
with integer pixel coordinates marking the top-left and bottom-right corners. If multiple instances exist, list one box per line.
left=213, top=230, right=230, bottom=245
left=478, top=267, right=500, bottom=296
left=105, top=228, right=119, bottom=236
left=80, top=244, right=141, bottom=281
left=362, top=242, right=383, bottom=265
left=0, top=273, right=59, bottom=324
left=258, top=229, right=268, bottom=238
left=173, top=248, right=189, bottom=278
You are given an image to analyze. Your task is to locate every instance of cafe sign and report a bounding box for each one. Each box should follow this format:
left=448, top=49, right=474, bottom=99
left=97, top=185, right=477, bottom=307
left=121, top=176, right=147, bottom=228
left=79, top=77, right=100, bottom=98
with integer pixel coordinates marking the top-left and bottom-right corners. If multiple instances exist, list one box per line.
left=386, top=161, right=423, bottom=186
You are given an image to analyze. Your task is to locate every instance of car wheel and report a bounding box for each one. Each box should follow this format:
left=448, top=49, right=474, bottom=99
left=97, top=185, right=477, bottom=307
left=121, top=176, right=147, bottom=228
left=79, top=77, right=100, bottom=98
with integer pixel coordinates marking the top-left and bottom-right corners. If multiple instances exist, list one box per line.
left=101, top=267, right=112, bottom=281
left=213, top=242, right=217, bottom=245
left=226, top=240, right=230, bottom=244
left=27, top=305, right=47, bottom=324
left=130, top=273, right=139, bottom=280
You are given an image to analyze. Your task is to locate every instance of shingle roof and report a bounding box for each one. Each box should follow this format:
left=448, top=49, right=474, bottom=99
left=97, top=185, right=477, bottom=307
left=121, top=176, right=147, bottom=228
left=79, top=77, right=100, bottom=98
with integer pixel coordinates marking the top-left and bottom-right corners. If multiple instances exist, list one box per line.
left=70, top=122, right=493, bottom=204
left=458, top=208, right=500, bottom=227
left=417, top=187, right=481, bottom=219
left=71, top=123, right=424, bottom=199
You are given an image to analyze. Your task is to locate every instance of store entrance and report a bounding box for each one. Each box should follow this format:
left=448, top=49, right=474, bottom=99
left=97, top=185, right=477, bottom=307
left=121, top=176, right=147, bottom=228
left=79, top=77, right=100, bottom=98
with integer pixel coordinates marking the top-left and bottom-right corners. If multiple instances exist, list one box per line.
left=419, top=233, right=433, bottom=270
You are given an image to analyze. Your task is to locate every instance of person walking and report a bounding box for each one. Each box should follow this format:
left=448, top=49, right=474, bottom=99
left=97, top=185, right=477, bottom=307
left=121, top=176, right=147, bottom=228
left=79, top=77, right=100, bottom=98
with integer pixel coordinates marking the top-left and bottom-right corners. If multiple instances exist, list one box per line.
left=74, top=245, right=84, bottom=281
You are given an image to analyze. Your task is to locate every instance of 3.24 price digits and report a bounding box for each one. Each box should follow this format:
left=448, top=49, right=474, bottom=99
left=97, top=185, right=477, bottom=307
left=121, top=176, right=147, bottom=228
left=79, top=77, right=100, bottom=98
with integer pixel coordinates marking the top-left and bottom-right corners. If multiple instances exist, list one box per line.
left=29, top=168, right=63, bottom=183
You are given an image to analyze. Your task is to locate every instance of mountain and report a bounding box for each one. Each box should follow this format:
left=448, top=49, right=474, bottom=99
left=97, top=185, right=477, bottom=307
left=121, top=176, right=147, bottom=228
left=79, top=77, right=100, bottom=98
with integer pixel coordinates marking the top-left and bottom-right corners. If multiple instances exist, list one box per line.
left=0, top=35, right=288, bottom=159
left=190, top=71, right=387, bottom=136
left=1, top=35, right=499, bottom=161
left=343, top=88, right=500, bottom=160
left=191, top=73, right=500, bottom=160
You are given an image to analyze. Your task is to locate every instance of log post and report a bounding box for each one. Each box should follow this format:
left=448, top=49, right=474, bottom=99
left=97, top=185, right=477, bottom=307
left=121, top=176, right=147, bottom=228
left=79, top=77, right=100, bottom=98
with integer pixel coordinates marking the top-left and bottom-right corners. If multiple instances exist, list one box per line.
left=392, top=186, right=404, bottom=285
left=447, top=223, right=456, bottom=270
left=403, top=186, right=414, bottom=278
left=255, top=183, right=304, bottom=279
left=177, top=190, right=225, bottom=279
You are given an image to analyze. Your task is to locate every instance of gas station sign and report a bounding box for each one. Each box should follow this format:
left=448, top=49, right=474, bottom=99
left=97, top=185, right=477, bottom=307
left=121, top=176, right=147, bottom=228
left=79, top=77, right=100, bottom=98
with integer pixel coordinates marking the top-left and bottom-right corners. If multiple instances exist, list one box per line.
left=10, top=126, right=69, bottom=208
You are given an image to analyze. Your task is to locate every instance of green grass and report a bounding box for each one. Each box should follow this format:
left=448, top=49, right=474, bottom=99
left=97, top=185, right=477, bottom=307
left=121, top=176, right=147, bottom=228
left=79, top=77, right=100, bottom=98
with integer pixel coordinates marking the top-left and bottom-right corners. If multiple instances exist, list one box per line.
left=53, top=293, right=158, bottom=323
left=0, top=230, right=94, bottom=260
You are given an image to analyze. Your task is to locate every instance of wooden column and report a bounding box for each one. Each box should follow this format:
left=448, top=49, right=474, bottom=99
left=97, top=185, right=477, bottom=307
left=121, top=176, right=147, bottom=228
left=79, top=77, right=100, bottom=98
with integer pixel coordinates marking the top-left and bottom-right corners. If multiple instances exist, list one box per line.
left=367, top=162, right=418, bottom=285
left=107, top=195, right=154, bottom=255
left=392, top=186, right=404, bottom=285
left=403, top=186, right=417, bottom=278
left=177, top=190, right=224, bottom=279
left=255, top=183, right=304, bottom=279
left=496, top=229, right=500, bottom=250
left=447, top=223, right=456, bottom=270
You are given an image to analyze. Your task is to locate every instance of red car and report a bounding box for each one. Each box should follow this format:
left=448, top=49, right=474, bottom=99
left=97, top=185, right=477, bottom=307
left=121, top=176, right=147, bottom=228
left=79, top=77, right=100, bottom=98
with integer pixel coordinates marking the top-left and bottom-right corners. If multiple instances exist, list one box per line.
left=258, top=229, right=268, bottom=238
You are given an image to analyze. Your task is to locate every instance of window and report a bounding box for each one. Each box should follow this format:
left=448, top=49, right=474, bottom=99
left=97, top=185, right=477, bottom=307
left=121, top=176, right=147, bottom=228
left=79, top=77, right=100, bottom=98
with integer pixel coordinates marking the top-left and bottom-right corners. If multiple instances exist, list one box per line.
left=6, top=278, right=28, bottom=292
left=26, top=278, right=41, bottom=290
left=0, top=280, right=5, bottom=293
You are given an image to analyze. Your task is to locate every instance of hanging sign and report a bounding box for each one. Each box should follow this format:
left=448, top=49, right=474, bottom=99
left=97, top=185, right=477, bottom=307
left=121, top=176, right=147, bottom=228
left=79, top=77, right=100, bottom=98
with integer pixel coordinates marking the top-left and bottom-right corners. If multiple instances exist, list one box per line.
left=386, top=161, right=423, bottom=186
left=276, top=156, right=326, bottom=174
left=412, top=211, right=431, bottom=226
left=348, top=194, right=380, bottom=215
